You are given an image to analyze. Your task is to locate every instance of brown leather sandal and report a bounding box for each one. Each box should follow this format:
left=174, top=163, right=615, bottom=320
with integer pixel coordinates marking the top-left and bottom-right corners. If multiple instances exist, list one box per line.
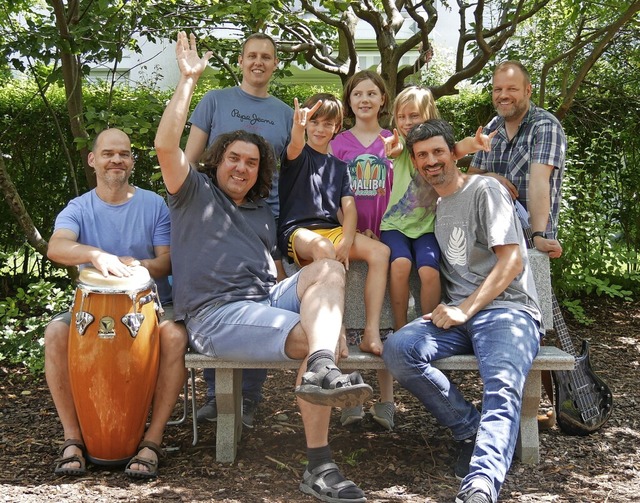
left=124, top=440, right=164, bottom=479
left=54, top=438, right=86, bottom=476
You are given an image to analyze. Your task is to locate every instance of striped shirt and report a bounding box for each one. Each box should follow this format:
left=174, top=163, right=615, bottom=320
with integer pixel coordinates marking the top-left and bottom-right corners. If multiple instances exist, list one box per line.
left=470, top=102, right=566, bottom=238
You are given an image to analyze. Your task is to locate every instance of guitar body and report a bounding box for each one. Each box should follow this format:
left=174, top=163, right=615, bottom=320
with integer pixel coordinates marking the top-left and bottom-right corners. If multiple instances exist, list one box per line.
left=553, top=339, right=613, bottom=436
left=515, top=201, right=613, bottom=435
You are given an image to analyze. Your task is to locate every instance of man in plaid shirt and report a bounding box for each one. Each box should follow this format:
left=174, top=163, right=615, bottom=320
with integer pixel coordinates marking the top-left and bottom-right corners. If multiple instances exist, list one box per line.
left=469, top=60, right=566, bottom=259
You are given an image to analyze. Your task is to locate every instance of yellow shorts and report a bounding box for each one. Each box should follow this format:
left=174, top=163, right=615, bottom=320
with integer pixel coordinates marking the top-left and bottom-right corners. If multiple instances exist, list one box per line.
left=288, top=227, right=344, bottom=266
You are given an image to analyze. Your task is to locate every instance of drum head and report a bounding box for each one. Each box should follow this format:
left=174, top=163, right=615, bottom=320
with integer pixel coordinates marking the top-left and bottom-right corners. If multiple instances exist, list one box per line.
left=78, top=266, right=152, bottom=292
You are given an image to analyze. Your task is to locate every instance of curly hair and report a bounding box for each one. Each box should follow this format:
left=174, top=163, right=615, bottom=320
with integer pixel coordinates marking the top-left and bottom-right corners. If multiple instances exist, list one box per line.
left=198, top=130, right=275, bottom=202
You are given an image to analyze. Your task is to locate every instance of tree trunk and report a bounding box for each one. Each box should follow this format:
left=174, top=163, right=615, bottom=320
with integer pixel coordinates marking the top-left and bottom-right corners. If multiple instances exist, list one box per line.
left=48, top=0, right=95, bottom=188
left=0, top=151, right=48, bottom=257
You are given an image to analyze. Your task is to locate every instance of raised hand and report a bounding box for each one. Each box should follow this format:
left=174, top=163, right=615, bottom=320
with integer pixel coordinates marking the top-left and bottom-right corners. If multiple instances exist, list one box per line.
left=175, top=31, right=213, bottom=79
left=292, top=97, right=323, bottom=129
left=473, top=126, right=497, bottom=152
left=381, top=128, right=400, bottom=157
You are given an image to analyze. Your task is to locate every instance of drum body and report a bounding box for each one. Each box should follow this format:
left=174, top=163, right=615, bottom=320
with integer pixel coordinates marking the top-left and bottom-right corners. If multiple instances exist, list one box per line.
left=68, top=266, right=160, bottom=465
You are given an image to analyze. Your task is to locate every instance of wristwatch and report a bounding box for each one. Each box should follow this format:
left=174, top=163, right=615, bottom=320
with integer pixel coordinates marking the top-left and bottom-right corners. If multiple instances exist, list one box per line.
left=531, top=231, right=547, bottom=239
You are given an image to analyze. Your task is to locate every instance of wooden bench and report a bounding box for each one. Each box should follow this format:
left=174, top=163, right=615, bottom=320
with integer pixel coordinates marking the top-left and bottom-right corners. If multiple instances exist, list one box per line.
left=183, top=249, right=572, bottom=464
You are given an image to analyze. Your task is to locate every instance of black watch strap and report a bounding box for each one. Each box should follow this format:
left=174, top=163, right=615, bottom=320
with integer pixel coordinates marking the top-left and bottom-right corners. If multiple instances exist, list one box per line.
left=531, top=231, right=546, bottom=239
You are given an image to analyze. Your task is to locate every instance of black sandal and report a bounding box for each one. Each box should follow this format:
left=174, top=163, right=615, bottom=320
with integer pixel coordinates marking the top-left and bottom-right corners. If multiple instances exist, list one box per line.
left=299, top=461, right=366, bottom=503
left=295, top=365, right=372, bottom=408
left=124, top=440, right=163, bottom=480
left=54, top=438, right=86, bottom=476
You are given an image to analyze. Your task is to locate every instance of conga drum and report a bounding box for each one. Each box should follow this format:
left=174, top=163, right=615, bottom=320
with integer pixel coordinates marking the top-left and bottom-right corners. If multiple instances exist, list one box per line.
left=68, top=266, right=160, bottom=465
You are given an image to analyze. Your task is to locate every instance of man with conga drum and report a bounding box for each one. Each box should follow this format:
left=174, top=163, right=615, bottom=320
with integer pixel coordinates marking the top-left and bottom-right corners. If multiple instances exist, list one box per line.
left=45, top=127, right=187, bottom=479
left=155, top=32, right=372, bottom=503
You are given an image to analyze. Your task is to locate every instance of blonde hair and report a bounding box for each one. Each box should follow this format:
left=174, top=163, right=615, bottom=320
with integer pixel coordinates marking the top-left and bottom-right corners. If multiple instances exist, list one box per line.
left=393, top=86, right=440, bottom=135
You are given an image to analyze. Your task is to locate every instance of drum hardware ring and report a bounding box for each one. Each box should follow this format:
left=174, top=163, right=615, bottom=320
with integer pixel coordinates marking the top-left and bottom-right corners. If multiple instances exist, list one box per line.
left=74, top=291, right=94, bottom=335
left=150, top=284, right=164, bottom=319
left=121, top=291, right=145, bottom=338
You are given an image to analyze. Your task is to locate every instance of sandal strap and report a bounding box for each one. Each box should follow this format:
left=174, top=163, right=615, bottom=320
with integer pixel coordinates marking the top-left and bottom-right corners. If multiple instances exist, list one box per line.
left=55, top=453, right=86, bottom=469
left=126, top=454, right=158, bottom=470
left=59, top=438, right=85, bottom=456
left=329, top=371, right=364, bottom=389
left=308, top=461, right=340, bottom=477
left=137, top=440, right=164, bottom=459
left=303, top=462, right=362, bottom=499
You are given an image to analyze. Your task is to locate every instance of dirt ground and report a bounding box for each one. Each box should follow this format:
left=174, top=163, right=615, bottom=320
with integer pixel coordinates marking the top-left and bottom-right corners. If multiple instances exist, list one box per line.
left=1, top=299, right=638, bottom=502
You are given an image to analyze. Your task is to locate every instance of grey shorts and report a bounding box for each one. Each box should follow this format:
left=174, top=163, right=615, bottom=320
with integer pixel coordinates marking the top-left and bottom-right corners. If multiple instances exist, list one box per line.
left=186, top=272, right=302, bottom=362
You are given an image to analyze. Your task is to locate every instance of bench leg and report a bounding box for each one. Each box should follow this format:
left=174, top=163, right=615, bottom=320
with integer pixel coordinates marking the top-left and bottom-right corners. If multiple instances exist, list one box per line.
left=215, top=368, right=243, bottom=463
left=517, top=370, right=541, bottom=464
left=189, top=369, right=199, bottom=446
left=166, top=378, right=189, bottom=427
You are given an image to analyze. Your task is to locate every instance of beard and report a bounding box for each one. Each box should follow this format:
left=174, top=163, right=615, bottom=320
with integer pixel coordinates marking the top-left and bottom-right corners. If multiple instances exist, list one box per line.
left=99, top=169, right=130, bottom=189
left=420, top=162, right=450, bottom=187
left=495, top=98, right=529, bottom=120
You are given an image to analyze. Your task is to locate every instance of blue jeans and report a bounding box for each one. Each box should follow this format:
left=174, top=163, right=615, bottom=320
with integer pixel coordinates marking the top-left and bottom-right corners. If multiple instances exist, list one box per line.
left=383, top=308, right=540, bottom=501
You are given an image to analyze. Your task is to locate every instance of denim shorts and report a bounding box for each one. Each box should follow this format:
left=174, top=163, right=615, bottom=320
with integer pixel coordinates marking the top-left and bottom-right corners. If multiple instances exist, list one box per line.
left=380, top=229, right=440, bottom=270
left=186, top=272, right=302, bottom=362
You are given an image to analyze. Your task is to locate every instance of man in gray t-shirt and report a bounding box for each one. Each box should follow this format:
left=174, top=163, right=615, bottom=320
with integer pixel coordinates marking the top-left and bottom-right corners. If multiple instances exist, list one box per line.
left=184, top=33, right=293, bottom=426
left=156, top=33, right=372, bottom=503
left=384, top=119, right=542, bottom=503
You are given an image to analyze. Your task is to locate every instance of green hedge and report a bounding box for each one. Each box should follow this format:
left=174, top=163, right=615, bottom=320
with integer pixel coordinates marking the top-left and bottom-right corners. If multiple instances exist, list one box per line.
left=1, top=78, right=638, bottom=304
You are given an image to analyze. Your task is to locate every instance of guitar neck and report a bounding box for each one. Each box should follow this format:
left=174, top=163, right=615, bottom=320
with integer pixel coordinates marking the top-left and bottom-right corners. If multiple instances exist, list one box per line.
left=517, top=202, right=576, bottom=357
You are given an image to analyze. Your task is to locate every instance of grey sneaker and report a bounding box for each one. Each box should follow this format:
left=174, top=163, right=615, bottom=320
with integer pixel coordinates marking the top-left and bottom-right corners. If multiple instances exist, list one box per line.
left=242, top=398, right=258, bottom=429
left=370, top=401, right=395, bottom=430
left=455, top=433, right=477, bottom=480
left=455, top=487, right=492, bottom=503
left=340, top=405, right=365, bottom=426
left=196, top=398, right=218, bottom=423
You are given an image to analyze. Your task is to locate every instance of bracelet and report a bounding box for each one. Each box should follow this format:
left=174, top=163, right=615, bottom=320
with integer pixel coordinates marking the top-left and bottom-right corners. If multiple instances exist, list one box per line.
left=531, top=231, right=546, bottom=239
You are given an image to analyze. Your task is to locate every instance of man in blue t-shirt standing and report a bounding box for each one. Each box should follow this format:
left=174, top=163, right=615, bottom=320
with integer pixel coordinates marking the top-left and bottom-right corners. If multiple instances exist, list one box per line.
left=45, top=128, right=187, bottom=479
left=184, top=32, right=293, bottom=428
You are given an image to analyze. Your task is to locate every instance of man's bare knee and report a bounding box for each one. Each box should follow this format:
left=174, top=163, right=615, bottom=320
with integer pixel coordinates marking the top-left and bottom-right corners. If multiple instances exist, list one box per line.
left=159, top=321, right=188, bottom=354
left=303, top=258, right=345, bottom=287
left=44, top=321, right=69, bottom=350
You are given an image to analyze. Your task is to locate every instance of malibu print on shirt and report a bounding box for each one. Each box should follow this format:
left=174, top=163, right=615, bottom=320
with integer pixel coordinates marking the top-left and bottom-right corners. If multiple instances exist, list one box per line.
left=348, top=154, right=388, bottom=197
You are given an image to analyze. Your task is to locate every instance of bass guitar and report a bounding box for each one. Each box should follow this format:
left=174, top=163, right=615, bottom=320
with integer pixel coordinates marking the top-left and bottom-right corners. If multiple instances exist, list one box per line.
left=515, top=201, right=613, bottom=435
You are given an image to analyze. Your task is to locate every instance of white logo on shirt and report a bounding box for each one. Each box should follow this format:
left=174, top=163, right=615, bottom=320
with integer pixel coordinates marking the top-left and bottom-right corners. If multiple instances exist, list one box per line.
left=445, top=227, right=467, bottom=266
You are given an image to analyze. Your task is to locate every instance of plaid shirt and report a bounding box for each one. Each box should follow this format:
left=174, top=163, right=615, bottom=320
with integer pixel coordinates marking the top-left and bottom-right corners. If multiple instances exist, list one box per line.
left=470, top=102, right=566, bottom=238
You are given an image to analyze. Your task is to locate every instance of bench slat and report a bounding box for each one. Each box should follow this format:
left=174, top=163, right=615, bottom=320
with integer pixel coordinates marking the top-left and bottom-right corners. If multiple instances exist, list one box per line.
left=185, top=345, right=574, bottom=371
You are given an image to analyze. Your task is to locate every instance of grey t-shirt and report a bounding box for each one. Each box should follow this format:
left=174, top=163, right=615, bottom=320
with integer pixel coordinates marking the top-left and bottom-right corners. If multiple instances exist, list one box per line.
left=435, top=175, right=542, bottom=328
left=168, top=168, right=279, bottom=320
left=189, top=86, right=293, bottom=217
